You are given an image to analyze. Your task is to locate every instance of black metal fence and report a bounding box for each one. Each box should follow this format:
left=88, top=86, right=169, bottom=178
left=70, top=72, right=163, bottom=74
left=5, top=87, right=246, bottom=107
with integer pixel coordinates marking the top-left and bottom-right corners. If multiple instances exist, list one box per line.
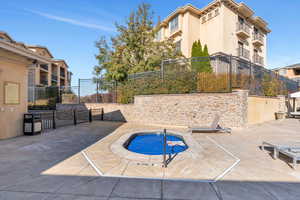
left=29, top=109, right=104, bottom=131
left=76, top=54, right=298, bottom=104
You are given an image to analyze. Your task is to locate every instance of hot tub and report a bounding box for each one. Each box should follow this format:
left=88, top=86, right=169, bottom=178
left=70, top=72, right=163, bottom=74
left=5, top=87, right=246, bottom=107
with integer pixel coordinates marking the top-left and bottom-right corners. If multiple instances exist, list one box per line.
left=123, top=132, right=188, bottom=155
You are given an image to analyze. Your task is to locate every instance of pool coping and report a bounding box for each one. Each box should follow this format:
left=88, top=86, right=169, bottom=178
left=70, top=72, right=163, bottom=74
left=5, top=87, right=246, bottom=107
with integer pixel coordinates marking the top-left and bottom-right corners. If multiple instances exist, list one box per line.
left=110, top=130, right=202, bottom=165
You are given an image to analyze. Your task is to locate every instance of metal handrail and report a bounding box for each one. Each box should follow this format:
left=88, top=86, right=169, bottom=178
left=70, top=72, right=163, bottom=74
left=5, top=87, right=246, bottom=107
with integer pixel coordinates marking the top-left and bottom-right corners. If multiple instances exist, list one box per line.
left=163, top=129, right=167, bottom=168
left=253, top=32, right=264, bottom=42
left=236, top=22, right=250, bottom=34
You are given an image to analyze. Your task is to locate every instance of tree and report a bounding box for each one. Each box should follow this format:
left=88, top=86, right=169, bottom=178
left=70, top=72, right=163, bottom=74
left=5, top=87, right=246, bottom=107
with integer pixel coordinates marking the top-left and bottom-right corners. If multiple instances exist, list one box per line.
left=202, top=44, right=213, bottom=73
left=191, top=40, right=212, bottom=73
left=94, top=3, right=182, bottom=82
left=191, top=40, right=202, bottom=71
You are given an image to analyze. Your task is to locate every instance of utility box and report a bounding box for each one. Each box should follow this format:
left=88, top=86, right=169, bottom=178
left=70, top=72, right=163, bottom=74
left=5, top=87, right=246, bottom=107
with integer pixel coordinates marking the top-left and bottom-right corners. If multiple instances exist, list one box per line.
left=23, top=114, right=42, bottom=135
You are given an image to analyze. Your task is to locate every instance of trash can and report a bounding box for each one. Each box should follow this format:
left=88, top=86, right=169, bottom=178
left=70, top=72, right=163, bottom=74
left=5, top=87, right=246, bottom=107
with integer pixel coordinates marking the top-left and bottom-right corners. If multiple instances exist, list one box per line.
left=275, top=112, right=285, bottom=120
left=23, top=114, right=42, bottom=135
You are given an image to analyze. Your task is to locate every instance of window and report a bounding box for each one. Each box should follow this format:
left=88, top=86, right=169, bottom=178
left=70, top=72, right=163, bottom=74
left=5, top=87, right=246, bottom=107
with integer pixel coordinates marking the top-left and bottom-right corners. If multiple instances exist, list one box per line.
left=208, top=12, right=212, bottom=20
left=155, top=29, right=162, bottom=41
left=238, top=41, right=244, bottom=49
left=202, top=16, right=206, bottom=23
left=294, top=69, right=300, bottom=75
left=170, top=15, right=179, bottom=33
left=238, top=16, right=244, bottom=24
left=254, top=49, right=258, bottom=56
left=175, top=40, right=181, bottom=53
left=215, top=9, right=219, bottom=16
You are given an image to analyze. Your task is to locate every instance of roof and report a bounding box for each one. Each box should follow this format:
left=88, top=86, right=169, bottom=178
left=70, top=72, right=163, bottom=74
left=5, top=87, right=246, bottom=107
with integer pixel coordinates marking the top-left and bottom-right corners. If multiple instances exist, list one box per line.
left=290, top=91, right=300, bottom=98
left=273, top=63, right=300, bottom=71
left=0, top=39, right=52, bottom=64
left=26, top=45, right=54, bottom=58
left=53, top=59, right=69, bottom=68
left=0, top=31, right=15, bottom=42
left=159, top=0, right=271, bottom=34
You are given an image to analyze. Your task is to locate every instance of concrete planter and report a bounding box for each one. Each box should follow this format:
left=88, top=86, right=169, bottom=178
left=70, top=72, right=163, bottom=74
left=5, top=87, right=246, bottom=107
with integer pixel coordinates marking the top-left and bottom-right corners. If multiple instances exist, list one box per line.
left=275, top=112, right=285, bottom=120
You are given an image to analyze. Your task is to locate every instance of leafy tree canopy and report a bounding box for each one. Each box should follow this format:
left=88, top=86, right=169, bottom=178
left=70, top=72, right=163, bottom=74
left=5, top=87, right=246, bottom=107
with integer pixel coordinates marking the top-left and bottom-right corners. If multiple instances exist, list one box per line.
left=94, top=3, right=182, bottom=82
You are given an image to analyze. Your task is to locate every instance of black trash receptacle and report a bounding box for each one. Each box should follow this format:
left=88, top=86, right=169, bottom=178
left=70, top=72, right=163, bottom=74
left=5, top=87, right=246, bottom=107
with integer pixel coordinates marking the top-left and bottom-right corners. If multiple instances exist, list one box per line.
left=23, top=114, right=42, bottom=135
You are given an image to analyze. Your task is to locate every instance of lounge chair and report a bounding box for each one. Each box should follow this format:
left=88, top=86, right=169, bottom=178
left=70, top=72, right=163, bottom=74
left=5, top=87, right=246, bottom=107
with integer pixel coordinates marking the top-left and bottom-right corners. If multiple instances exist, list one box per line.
left=189, top=115, right=231, bottom=133
left=261, top=141, right=300, bottom=169
left=290, top=112, right=300, bottom=118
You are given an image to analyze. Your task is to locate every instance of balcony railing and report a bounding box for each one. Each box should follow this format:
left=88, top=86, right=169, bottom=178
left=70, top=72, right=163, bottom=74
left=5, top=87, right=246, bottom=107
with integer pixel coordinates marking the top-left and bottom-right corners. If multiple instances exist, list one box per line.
left=236, top=22, right=250, bottom=38
left=237, top=47, right=250, bottom=59
left=51, top=74, right=58, bottom=81
left=40, top=79, right=48, bottom=86
left=253, top=55, right=264, bottom=65
left=40, top=64, right=48, bottom=71
left=60, top=71, right=65, bottom=78
left=252, top=32, right=264, bottom=46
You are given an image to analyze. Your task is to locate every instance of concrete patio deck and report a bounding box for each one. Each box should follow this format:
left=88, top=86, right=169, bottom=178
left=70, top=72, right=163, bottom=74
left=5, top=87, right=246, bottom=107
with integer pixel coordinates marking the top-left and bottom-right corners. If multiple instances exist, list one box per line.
left=0, top=119, right=300, bottom=199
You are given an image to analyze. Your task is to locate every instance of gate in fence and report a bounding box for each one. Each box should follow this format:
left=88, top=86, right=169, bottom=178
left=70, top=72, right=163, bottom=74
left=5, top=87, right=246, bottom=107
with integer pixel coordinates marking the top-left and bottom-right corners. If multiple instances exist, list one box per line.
left=29, top=109, right=104, bottom=131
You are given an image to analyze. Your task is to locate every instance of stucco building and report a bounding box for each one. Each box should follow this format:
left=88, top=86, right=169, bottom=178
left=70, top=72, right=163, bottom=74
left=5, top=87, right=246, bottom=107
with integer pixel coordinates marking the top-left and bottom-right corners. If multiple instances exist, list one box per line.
left=157, top=0, right=271, bottom=67
left=0, top=31, right=73, bottom=139
left=27, top=46, right=72, bottom=88
left=0, top=32, right=53, bottom=139
left=273, top=64, right=300, bottom=89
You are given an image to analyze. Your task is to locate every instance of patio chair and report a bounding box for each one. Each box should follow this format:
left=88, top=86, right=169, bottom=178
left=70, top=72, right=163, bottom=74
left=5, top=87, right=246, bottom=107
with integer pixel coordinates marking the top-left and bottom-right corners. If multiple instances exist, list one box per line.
left=261, top=141, right=300, bottom=169
left=290, top=112, right=300, bottom=118
left=189, top=115, right=231, bottom=133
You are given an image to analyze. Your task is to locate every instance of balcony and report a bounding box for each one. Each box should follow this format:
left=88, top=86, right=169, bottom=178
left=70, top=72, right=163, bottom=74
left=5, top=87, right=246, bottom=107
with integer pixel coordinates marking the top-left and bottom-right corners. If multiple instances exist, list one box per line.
left=252, top=32, right=264, bottom=46
left=51, top=74, right=58, bottom=82
left=253, top=55, right=264, bottom=66
left=40, top=64, right=48, bottom=71
left=237, top=47, right=250, bottom=60
left=60, top=70, right=65, bottom=78
left=236, top=22, right=250, bottom=38
left=40, top=79, right=48, bottom=86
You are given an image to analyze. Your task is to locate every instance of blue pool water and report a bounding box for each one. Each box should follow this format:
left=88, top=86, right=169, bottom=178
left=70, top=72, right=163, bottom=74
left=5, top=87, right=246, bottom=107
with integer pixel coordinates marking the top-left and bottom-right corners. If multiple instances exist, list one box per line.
left=125, top=133, right=188, bottom=155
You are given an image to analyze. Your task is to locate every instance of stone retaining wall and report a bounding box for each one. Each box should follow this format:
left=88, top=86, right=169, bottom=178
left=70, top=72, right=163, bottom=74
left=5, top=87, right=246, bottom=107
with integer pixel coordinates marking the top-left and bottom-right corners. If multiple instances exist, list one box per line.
left=85, top=90, right=249, bottom=128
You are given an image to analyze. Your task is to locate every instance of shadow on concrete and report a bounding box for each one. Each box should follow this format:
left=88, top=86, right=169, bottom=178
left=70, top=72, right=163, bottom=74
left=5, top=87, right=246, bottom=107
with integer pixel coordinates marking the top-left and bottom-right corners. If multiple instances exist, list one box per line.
left=103, top=110, right=127, bottom=122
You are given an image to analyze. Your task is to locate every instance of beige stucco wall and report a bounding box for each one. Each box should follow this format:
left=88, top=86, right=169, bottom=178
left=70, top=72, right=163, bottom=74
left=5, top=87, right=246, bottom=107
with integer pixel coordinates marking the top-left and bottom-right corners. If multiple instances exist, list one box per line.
left=0, top=49, right=29, bottom=139
left=247, top=96, right=285, bottom=125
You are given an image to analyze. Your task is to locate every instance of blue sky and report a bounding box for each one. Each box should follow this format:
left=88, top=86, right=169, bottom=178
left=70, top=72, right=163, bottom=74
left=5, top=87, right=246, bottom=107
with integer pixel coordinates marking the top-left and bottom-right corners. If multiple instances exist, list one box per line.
left=1, top=0, right=300, bottom=86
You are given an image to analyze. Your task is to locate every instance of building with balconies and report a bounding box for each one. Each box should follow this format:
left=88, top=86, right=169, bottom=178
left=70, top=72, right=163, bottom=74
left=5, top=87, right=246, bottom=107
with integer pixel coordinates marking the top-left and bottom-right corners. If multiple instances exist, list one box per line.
left=273, top=64, right=300, bottom=89
left=156, top=0, right=271, bottom=67
left=27, top=46, right=72, bottom=88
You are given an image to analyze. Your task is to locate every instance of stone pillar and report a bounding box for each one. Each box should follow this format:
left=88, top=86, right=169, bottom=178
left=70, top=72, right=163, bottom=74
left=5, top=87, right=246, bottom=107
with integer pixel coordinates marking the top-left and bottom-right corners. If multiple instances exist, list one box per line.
left=277, top=95, right=287, bottom=113
left=233, top=89, right=249, bottom=126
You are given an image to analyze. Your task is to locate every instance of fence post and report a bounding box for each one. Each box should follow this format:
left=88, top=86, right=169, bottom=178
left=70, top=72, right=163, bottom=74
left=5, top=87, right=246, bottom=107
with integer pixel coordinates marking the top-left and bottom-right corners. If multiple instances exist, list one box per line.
left=96, top=78, right=99, bottom=103
left=161, top=59, right=164, bottom=80
left=115, top=80, right=118, bottom=103
left=52, top=110, right=56, bottom=129
left=78, top=79, right=81, bottom=104
left=229, top=55, right=233, bottom=92
left=89, top=109, right=92, bottom=123
left=249, top=61, right=252, bottom=91
left=101, top=108, right=104, bottom=121
left=73, top=110, right=77, bottom=125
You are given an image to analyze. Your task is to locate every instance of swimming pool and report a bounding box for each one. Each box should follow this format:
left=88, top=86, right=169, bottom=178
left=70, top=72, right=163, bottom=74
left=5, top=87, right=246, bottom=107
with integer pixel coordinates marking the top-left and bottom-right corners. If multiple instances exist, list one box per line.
left=124, top=132, right=188, bottom=155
